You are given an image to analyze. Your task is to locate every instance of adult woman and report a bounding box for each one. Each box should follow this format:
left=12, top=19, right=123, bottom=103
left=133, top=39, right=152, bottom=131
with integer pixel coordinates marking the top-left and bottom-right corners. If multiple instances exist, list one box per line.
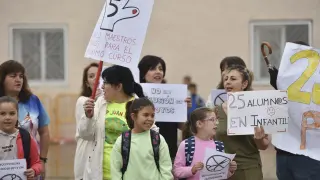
left=74, top=62, right=100, bottom=180
left=215, top=65, right=269, bottom=180
left=0, top=60, right=50, bottom=178
left=138, top=55, right=191, bottom=161
left=206, top=56, right=250, bottom=108
left=80, top=65, right=150, bottom=180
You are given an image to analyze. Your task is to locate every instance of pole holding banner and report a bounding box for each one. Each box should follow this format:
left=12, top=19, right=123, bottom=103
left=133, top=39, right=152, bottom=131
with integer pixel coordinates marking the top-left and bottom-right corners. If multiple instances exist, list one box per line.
left=91, top=61, right=104, bottom=99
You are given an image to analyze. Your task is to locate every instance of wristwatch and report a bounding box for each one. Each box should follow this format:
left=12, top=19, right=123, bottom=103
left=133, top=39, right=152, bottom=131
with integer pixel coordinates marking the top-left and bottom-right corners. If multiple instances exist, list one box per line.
left=40, top=157, right=48, bottom=163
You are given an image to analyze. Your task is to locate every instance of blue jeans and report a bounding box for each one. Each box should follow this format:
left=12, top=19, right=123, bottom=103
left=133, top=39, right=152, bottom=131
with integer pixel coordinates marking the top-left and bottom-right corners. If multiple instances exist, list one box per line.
left=276, top=152, right=320, bottom=180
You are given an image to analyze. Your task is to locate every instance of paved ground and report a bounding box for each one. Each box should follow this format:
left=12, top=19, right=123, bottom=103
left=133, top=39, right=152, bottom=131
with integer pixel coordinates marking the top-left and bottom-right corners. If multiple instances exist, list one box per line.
left=46, top=133, right=279, bottom=179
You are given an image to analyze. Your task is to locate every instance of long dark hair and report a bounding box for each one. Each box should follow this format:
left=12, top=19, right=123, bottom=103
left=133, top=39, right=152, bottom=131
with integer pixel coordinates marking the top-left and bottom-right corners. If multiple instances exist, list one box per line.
left=125, top=98, right=155, bottom=129
left=102, top=65, right=145, bottom=98
left=80, top=62, right=99, bottom=97
left=0, top=60, right=32, bottom=102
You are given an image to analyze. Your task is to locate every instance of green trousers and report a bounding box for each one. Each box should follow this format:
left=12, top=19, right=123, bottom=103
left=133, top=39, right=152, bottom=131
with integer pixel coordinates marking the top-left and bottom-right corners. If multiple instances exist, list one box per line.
left=228, top=167, right=263, bottom=180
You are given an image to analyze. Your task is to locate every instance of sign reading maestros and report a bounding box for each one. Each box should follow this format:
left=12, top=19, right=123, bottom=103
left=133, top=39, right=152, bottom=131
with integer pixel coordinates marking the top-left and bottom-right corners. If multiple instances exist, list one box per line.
left=227, top=90, right=289, bottom=135
left=141, top=83, right=188, bottom=122
left=85, top=0, right=154, bottom=69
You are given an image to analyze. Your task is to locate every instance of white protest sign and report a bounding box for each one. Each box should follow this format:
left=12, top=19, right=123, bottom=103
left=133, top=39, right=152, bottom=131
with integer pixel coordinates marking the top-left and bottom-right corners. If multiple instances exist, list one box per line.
left=200, top=148, right=235, bottom=180
left=85, top=0, right=154, bottom=69
left=141, top=83, right=188, bottom=122
left=0, top=159, right=27, bottom=180
left=273, top=42, right=320, bottom=161
left=211, top=89, right=227, bottom=106
left=227, top=90, right=289, bottom=135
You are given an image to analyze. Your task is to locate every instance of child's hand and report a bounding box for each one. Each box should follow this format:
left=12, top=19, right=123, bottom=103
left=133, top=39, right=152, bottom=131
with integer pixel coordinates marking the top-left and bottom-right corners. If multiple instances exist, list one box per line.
left=191, top=162, right=204, bottom=175
left=229, top=161, right=237, bottom=174
left=24, top=168, right=35, bottom=180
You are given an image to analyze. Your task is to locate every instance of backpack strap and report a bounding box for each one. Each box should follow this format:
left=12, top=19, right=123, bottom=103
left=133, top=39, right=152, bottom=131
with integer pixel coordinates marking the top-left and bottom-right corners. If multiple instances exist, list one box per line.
left=184, top=136, right=195, bottom=166
left=18, top=128, right=31, bottom=168
left=121, top=130, right=132, bottom=179
left=150, top=130, right=161, bottom=172
left=215, top=140, right=225, bottom=152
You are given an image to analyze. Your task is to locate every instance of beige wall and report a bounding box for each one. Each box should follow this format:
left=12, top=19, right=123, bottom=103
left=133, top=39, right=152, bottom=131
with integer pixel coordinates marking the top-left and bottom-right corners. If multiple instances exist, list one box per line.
left=0, top=0, right=319, bottom=98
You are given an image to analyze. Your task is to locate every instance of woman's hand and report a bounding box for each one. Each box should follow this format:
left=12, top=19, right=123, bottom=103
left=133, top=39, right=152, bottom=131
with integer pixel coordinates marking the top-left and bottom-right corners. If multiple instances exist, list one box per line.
left=83, top=98, right=95, bottom=118
left=25, top=168, right=35, bottom=180
left=191, top=162, right=204, bottom=175
left=254, top=126, right=266, bottom=140
left=254, top=126, right=270, bottom=150
left=185, top=97, right=192, bottom=108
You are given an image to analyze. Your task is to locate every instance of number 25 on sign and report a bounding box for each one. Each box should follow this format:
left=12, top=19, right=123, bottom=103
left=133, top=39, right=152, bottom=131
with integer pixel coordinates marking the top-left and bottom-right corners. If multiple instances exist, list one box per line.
left=287, top=50, right=320, bottom=105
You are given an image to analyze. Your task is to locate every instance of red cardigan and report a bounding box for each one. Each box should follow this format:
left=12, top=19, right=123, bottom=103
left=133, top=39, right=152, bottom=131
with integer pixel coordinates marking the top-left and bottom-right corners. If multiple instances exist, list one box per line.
left=16, top=132, right=42, bottom=175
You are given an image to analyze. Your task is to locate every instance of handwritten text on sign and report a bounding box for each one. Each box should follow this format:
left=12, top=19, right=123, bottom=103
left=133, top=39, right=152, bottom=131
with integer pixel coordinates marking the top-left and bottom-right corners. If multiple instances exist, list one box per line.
left=85, top=0, right=154, bottom=69
left=200, top=148, right=235, bottom=180
left=227, top=90, right=289, bottom=135
left=141, top=83, right=187, bottom=122
left=274, top=42, right=320, bottom=158
left=0, top=159, right=27, bottom=180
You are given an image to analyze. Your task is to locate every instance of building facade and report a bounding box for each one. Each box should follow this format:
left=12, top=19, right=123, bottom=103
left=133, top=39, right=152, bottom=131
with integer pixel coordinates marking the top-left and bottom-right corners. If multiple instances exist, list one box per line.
left=0, top=0, right=319, bottom=178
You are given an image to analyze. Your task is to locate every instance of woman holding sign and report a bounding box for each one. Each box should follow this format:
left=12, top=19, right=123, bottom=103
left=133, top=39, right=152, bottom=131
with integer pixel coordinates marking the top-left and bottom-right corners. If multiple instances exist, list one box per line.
left=214, top=65, right=270, bottom=180
left=80, top=65, right=155, bottom=180
left=74, top=62, right=102, bottom=180
left=206, top=56, right=252, bottom=108
left=138, top=55, right=191, bottom=161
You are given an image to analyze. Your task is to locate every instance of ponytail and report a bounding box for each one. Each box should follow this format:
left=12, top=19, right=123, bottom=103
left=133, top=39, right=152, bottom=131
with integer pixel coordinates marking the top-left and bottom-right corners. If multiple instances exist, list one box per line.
left=182, top=119, right=193, bottom=139
left=133, top=82, right=145, bottom=98
left=125, top=100, right=134, bottom=129
left=125, top=97, right=154, bottom=129
left=247, top=70, right=254, bottom=91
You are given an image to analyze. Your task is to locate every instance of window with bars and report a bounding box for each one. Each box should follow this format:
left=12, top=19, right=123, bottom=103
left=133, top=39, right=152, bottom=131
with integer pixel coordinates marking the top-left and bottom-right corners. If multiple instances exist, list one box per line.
left=11, top=28, right=66, bottom=83
left=250, top=21, right=312, bottom=82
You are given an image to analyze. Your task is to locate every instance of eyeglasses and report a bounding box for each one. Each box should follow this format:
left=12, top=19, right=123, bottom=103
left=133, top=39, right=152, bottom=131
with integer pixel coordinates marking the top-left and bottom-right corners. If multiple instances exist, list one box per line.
left=203, top=117, right=218, bottom=122
left=204, top=117, right=219, bottom=124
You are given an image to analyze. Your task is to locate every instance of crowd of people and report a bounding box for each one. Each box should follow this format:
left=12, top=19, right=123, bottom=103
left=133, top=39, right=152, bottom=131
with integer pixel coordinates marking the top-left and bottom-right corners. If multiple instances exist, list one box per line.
left=0, top=40, right=319, bottom=180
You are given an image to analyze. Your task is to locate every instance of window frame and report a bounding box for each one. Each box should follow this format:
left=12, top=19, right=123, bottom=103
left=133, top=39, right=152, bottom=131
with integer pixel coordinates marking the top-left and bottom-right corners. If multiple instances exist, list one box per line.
left=249, top=20, right=313, bottom=85
left=8, top=24, right=68, bottom=87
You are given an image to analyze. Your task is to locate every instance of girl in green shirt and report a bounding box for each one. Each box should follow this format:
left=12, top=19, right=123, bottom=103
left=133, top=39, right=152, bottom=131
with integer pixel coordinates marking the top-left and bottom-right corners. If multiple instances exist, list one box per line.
left=214, top=65, right=270, bottom=180
left=111, top=98, right=173, bottom=180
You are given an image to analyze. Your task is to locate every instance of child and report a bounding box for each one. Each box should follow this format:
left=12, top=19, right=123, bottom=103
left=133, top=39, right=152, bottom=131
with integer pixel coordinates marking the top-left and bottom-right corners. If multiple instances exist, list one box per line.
left=0, top=96, right=42, bottom=180
left=173, top=107, right=237, bottom=180
left=110, top=97, right=173, bottom=180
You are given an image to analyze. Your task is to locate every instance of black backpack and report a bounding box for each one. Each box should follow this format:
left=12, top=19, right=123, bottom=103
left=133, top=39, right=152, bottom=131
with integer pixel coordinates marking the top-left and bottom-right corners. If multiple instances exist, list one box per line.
left=18, top=128, right=31, bottom=168
left=121, top=130, right=160, bottom=179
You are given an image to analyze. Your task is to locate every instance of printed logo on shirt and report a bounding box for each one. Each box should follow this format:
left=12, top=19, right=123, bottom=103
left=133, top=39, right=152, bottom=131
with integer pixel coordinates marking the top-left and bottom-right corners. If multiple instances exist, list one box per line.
left=105, top=117, right=129, bottom=144
left=1, top=145, right=13, bottom=152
